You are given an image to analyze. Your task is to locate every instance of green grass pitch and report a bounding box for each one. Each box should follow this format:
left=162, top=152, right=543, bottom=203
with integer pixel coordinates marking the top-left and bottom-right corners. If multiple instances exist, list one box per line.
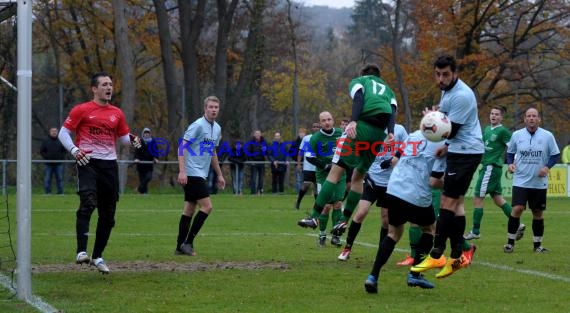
left=1, top=194, right=569, bottom=312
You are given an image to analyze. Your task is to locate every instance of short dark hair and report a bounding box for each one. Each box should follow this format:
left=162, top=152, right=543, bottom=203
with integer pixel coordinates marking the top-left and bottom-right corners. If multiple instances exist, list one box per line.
left=360, top=64, right=380, bottom=77
left=434, top=55, right=457, bottom=72
left=90, top=72, right=112, bottom=87
left=492, top=105, right=507, bottom=115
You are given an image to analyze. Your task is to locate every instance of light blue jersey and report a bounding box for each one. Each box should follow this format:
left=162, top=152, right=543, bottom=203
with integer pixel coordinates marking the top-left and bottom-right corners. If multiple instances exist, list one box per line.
left=387, top=130, right=446, bottom=207
left=181, top=116, right=222, bottom=179
left=439, top=79, right=484, bottom=154
left=300, top=134, right=316, bottom=171
left=508, top=127, right=559, bottom=189
left=368, top=124, right=408, bottom=187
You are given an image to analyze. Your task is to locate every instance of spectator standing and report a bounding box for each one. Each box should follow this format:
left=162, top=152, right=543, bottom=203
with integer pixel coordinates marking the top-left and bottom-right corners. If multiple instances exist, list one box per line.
left=247, top=130, right=267, bottom=195
left=228, top=139, right=247, bottom=195
left=40, top=127, right=67, bottom=194
left=134, top=127, right=158, bottom=194
left=269, top=131, right=289, bottom=194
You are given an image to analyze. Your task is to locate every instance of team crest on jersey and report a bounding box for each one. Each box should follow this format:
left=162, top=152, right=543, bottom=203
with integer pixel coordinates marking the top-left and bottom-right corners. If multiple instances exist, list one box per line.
left=109, top=115, right=117, bottom=122
left=490, top=134, right=497, bottom=141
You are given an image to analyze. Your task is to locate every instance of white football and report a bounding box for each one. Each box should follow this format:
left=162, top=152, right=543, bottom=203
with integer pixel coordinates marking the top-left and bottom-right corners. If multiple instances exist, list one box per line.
left=420, top=111, right=451, bottom=142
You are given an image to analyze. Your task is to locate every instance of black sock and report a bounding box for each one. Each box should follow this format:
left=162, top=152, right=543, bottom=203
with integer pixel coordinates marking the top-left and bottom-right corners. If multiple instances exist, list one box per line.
left=296, top=188, right=308, bottom=208
left=370, top=236, right=396, bottom=278
left=186, top=211, right=209, bottom=245
left=177, top=214, right=192, bottom=250
left=414, top=233, right=434, bottom=266
left=532, top=219, right=544, bottom=248
left=345, top=221, right=361, bottom=248
left=431, top=209, right=454, bottom=258
left=507, top=216, right=520, bottom=245
left=450, top=215, right=466, bottom=259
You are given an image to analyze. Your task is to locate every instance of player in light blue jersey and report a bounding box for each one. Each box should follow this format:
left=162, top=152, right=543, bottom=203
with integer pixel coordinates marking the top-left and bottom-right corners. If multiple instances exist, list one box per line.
left=174, top=96, right=225, bottom=256
left=295, top=123, right=320, bottom=210
left=338, top=124, right=407, bottom=261
left=503, top=108, right=560, bottom=253
left=364, top=130, right=445, bottom=293
left=412, top=55, right=484, bottom=279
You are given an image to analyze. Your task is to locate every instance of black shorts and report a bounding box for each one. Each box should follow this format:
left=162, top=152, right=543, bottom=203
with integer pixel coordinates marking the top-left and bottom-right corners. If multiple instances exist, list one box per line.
left=77, top=158, right=119, bottom=204
left=302, top=170, right=316, bottom=184
left=443, top=153, right=482, bottom=199
left=385, top=194, right=436, bottom=227
left=511, top=186, right=547, bottom=211
left=361, top=176, right=388, bottom=207
left=183, top=177, right=210, bottom=202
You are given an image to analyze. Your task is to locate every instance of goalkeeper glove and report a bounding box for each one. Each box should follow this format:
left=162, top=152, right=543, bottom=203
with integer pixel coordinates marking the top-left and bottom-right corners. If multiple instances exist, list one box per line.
left=71, top=147, right=90, bottom=166
left=129, top=133, right=142, bottom=148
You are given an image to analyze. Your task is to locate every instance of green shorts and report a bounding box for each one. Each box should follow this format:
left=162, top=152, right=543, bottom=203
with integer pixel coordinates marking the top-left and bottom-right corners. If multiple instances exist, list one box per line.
left=316, top=178, right=346, bottom=203
left=474, top=165, right=503, bottom=198
left=332, top=121, right=387, bottom=173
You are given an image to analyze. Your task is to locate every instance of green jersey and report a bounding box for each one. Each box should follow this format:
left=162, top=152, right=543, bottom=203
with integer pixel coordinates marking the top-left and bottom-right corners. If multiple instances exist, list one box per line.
left=348, top=75, right=396, bottom=119
left=308, top=128, right=346, bottom=182
left=481, top=124, right=511, bottom=167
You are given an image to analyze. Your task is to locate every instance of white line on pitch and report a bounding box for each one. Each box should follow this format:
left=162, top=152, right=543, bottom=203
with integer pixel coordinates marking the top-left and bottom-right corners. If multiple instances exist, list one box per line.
left=0, top=273, right=59, bottom=313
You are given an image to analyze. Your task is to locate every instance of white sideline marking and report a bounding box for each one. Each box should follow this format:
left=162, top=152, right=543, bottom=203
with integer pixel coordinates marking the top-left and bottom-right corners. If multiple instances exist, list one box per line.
left=475, top=261, right=570, bottom=283
left=0, top=273, right=59, bottom=313
left=29, top=208, right=570, bottom=215
left=32, top=232, right=570, bottom=284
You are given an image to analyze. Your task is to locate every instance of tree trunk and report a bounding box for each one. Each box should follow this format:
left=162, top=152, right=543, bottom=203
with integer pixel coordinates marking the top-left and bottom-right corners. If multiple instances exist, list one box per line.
left=389, top=0, right=411, bottom=130
left=179, top=0, right=207, bottom=121
left=153, top=0, right=181, bottom=137
left=112, top=0, right=136, bottom=193
left=228, top=0, right=267, bottom=137
left=215, top=0, right=239, bottom=106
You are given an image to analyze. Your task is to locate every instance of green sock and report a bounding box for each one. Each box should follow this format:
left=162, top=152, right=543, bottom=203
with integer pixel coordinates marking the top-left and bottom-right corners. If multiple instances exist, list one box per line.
left=408, top=225, right=422, bottom=258
left=315, top=181, right=336, bottom=208
left=462, top=240, right=471, bottom=251
left=310, top=208, right=320, bottom=219
left=500, top=203, right=512, bottom=218
left=318, top=212, right=329, bottom=232
left=472, top=208, right=483, bottom=234
left=431, top=188, right=441, bottom=217
left=342, top=190, right=362, bottom=221
left=332, top=208, right=343, bottom=226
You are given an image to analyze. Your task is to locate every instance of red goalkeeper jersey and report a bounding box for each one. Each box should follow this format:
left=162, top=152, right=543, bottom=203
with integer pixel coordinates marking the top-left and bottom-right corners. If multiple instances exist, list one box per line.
left=63, top=101, right=130, bottom=160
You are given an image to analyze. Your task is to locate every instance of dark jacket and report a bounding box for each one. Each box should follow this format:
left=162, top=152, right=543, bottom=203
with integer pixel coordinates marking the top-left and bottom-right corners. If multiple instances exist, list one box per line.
left=247, top=136, right=267, bottom=163
left=135, top=140, right=155, bottom=172
left=268, top=140, right=289, bottom=172
left=40, top=137, right=66, bottom=165
left=228, top=142, right=247, bottom=166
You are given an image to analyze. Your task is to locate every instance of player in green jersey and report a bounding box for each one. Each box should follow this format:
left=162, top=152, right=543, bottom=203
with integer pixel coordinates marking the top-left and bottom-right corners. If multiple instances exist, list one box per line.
left=298, top=64, right=397, bottom=232
left=304, top=112, right=346, bottom=246
left=465, top=106, right=524, bottom=240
